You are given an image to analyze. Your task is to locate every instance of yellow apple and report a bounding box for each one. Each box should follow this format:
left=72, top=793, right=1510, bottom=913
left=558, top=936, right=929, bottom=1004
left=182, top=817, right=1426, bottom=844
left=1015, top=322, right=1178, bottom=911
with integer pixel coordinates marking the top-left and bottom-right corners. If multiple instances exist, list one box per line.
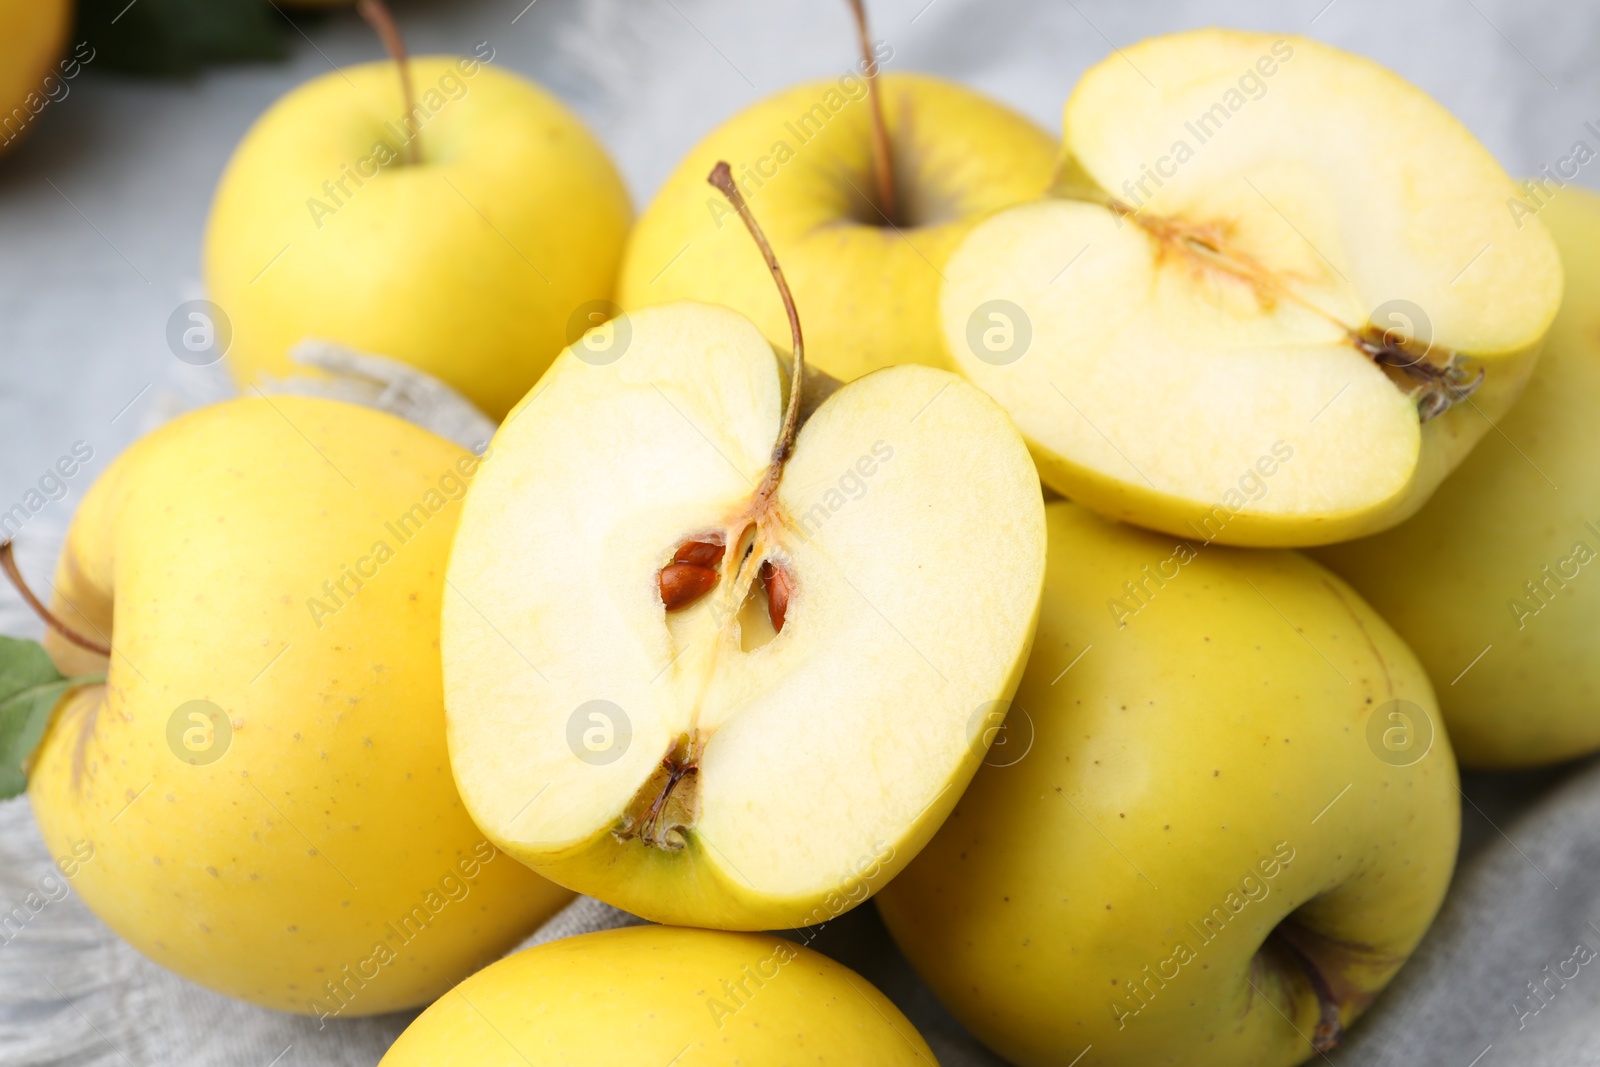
left=877, top=501, right=1459, bottom=1067
left=205, top=54, right=632, bottom=420
left=27, top=396, right=571, bottom=1015
left=379, top=925, right=937, bottom=1065
left=0, top=0, right=71, bottom=155
left=941, top=30, right=1562, bottom=546
left=617, top=72, right=1057, bottom=381
left=1317, top=187, right=1600, bottom=767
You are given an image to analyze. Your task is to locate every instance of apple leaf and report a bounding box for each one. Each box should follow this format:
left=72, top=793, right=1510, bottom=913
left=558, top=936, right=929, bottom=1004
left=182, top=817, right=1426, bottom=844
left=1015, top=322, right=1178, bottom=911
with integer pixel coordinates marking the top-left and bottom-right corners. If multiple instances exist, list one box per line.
left=74, top=0, right=296, bottom=77
left=0, top=636, right=102, bottom=800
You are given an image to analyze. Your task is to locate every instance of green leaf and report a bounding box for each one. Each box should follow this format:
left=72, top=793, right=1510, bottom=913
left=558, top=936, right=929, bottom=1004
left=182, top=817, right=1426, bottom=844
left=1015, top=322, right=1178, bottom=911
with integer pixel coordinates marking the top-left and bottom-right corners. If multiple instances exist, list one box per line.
left=74, top=0, right=291, bottom=77
left=0, top=636, right=103, bottom=800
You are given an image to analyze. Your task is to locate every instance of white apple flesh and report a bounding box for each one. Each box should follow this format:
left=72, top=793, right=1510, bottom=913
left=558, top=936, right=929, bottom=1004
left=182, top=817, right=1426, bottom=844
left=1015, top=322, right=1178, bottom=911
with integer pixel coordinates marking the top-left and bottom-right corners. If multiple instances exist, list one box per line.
left=442, top=300, right=1046, bottom=929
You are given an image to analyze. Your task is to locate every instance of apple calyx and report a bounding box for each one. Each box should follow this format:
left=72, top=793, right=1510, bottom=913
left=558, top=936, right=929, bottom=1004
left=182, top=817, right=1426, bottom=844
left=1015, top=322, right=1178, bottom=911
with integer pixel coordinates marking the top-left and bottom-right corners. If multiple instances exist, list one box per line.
left=614, top=737, right=700, bottom=850
left=845, top=0, right=898, bottom=225
left=0, top=541, right=110, bottom=658
left=1265, top=921, right=1348, bottom=1053
left=1353, top=327, right=1484, bottom=423
left=357, top=0, right=421, bottom=166
left=1095, top=194, right=1481, bottom=423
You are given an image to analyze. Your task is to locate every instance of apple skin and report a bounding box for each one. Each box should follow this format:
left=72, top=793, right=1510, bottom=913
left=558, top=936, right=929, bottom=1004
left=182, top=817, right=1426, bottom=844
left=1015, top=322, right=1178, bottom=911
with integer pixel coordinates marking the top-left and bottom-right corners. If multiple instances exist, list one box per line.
left=877, top=502, right=1459, bottom=1067
left=205, top=57, right=632, bottom=421
left=616, top=72, right=1057, bottom=382
left=28, top=396, right=572, bottom=1015
left=379, top=925, right=938, bottom=1066
left=0, top=0, right=71, bottom=156
left=1316, top=188, right=1600, bottom=768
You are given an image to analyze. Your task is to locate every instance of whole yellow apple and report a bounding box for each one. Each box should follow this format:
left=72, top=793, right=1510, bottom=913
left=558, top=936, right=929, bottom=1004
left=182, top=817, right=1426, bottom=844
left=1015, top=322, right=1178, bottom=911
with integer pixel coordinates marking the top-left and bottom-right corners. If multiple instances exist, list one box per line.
left=0, top=0, right=71, bottom=155
left=379, top=925, right=938, bottom=1065
left=617, top=72, right=1057, bottom=381
left=205, top=55, right=632, bottom=420
left=1317, top=187, right=1600, bottom=767
left=27, top=396, right=571, bottom=1015
left=878, top=502, right=1459, bottom=1067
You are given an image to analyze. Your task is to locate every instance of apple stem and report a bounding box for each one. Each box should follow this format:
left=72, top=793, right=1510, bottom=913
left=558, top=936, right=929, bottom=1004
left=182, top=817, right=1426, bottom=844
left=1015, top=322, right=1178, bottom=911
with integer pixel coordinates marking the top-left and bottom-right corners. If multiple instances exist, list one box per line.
left=707, top=161, right=805, bottom=501
left=357, top=0, right=421, bottom=166
left=845, top=0, right=897, bottom=225
left=0, top=541, right=111, bottom=658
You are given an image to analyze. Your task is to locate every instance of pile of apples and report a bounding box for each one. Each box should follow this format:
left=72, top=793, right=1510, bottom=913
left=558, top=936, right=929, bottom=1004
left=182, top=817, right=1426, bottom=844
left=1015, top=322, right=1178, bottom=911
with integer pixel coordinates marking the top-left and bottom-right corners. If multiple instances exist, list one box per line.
left=6, top=4, right=1597, bottom=1065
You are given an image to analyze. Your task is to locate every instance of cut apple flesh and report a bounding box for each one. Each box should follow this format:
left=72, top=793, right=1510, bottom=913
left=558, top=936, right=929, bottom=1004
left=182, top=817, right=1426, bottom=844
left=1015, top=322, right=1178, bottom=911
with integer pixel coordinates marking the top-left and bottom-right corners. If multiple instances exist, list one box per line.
left=943, top=29, right=1561, bottom=546
left=442, top=303, right=1046, bottom=928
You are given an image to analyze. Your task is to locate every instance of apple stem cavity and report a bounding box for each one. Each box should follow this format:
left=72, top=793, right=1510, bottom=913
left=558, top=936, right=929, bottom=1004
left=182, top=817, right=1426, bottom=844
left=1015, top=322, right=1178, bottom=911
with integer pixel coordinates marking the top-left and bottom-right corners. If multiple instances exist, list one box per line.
left=0, top=541, right=111, bottom=658
left=357, top=0, right=421, bottom=166
left=845, top=0, right=898, bottom=226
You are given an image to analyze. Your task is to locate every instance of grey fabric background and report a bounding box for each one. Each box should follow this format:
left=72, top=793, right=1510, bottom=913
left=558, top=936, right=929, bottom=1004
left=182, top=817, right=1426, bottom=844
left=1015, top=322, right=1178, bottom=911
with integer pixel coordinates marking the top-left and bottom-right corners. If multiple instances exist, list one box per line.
left=2, top=0, right=1598, bottom=1064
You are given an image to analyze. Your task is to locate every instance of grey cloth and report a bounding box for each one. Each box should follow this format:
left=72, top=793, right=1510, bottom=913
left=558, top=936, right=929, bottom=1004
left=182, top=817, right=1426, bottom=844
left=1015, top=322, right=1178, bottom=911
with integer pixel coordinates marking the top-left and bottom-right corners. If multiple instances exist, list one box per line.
left=2, top=0, right=1598, bottom=1065
left=1335, top=761, right=1600, bottom=1067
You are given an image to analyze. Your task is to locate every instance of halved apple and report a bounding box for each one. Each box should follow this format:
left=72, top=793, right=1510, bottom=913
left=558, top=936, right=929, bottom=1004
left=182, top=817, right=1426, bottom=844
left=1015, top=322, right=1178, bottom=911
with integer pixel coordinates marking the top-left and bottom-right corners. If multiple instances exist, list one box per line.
left=942, top=29, right=1562, bottom=547
left=441, top=301, right=1046, bottom=929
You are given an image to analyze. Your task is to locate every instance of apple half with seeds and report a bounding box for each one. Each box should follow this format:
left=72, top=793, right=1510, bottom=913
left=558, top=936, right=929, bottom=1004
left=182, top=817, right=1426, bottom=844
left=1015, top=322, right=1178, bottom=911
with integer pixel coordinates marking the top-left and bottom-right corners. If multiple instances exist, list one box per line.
left=942, top=29, right=1562, bottom=547
left=442, top=170, right=1046, bottom=929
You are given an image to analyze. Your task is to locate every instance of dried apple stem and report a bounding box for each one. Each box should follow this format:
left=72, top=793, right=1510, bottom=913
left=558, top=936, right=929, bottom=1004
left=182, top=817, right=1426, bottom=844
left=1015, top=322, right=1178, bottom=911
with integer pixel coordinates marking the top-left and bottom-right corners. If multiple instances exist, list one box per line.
left=0, top=541, right=111, bottom=657
left=845, top=0, right=897, bottom=224
left=707, top=161, right=805, bottom=505
left=357, top=0, right=421, bottom=166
